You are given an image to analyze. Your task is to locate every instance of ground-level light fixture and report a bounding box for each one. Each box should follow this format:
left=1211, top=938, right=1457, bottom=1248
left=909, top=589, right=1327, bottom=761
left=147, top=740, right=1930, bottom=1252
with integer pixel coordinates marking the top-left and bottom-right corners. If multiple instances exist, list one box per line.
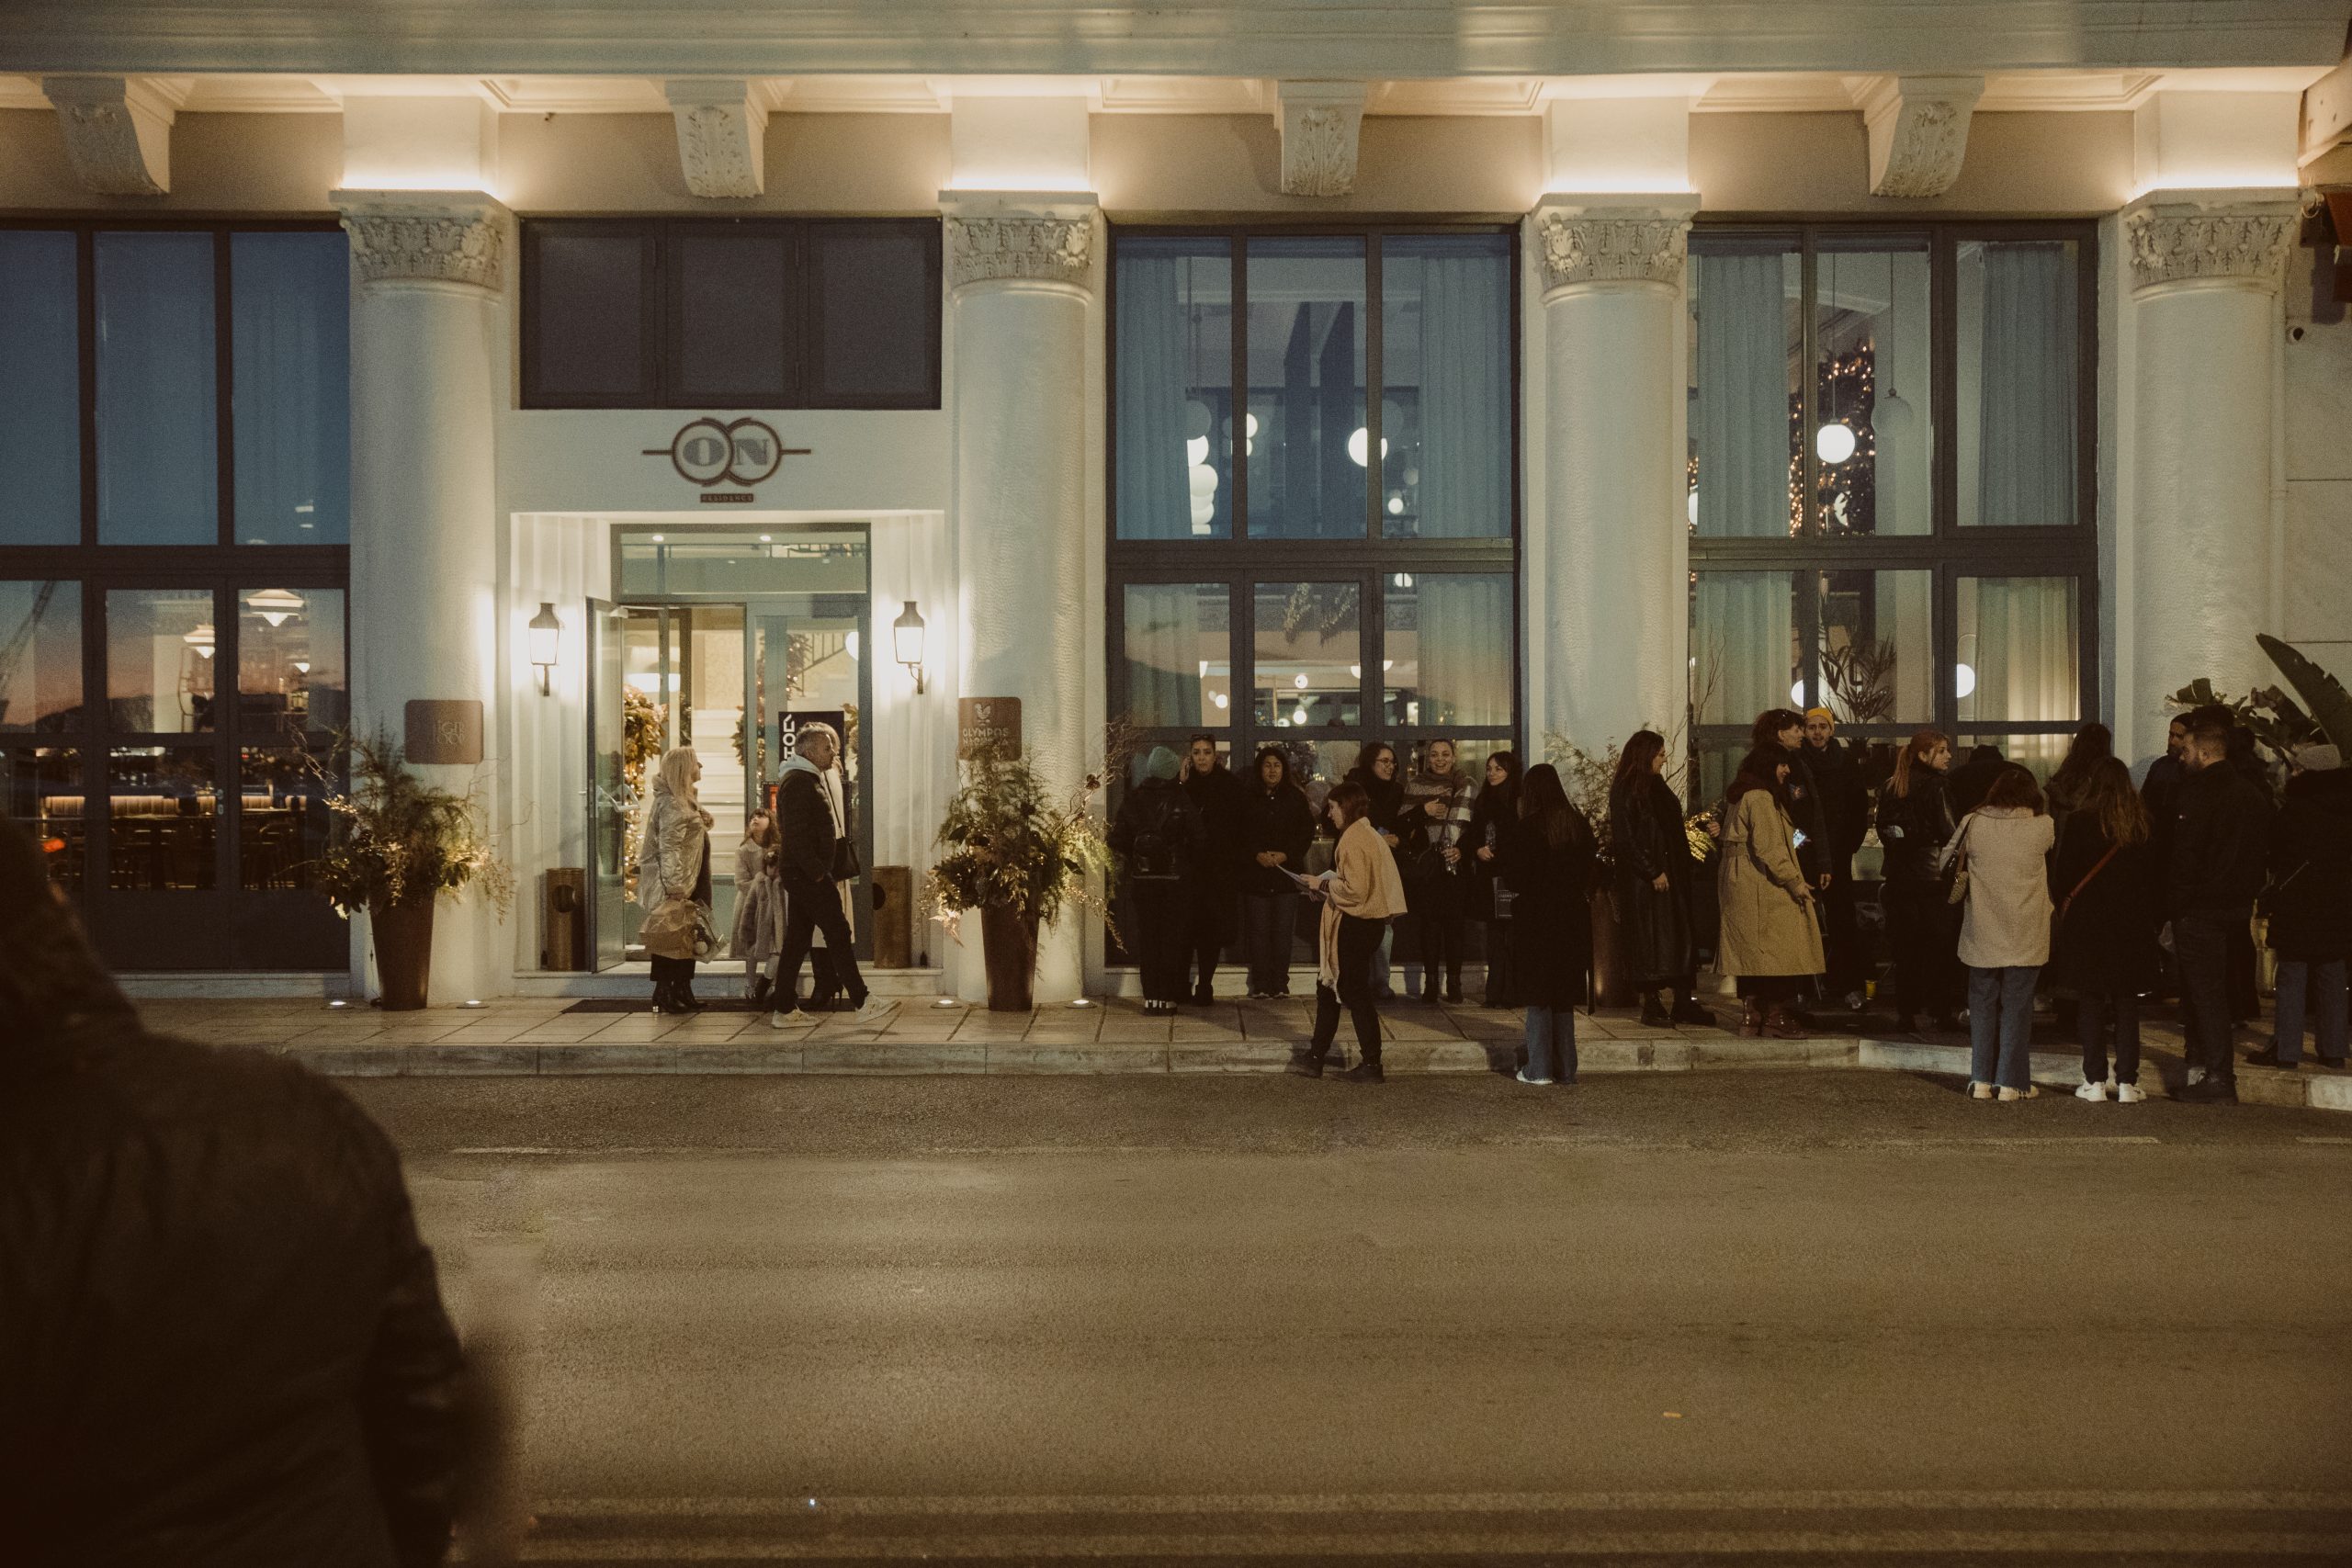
left=893, top=600, right=928, bottom=694
left=528, top=602, right=561, bottom=696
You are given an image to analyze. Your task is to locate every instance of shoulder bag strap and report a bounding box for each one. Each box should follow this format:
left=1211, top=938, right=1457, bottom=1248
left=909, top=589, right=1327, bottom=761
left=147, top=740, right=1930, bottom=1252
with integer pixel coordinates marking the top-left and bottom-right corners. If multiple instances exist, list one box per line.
left=2058, top=843, right=2121, bottom=922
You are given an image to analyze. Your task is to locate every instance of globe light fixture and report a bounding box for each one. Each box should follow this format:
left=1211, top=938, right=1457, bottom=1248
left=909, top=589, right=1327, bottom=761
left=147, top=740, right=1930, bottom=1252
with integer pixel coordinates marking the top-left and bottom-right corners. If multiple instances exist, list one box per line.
left=1953, top=662, right=1977, bottom=700
left=1347, top=427, right=1389, bottom=468
left=1292, top=672, right=1309, bottom=691
left=1874, top=390, right=1917, bottom=440
left=1815, top=422, right=1858, bottom=465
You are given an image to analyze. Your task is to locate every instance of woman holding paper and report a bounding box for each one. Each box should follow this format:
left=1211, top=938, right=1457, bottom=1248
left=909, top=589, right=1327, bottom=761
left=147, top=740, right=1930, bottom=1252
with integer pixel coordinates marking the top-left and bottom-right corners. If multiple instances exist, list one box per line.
left=1286, top=779, right=1407, bottom=1083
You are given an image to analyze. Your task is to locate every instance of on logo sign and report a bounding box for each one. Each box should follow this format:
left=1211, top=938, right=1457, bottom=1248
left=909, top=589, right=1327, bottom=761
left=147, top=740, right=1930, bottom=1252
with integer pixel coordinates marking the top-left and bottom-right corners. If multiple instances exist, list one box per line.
left=643, top=417, right=808, bottom=488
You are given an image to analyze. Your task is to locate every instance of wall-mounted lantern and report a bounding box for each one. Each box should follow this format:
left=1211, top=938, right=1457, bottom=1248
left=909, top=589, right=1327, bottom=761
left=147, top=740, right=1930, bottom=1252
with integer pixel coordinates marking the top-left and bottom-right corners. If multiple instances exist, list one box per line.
left=528, top=602, right=561, bottom=695
left=893, top=600, right=927, bottom=695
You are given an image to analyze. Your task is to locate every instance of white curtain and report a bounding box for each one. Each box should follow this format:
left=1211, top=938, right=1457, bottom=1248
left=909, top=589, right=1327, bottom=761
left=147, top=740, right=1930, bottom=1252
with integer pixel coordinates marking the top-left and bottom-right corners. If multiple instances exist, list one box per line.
left=1973, top=243, right=2076, bottom=527
left=1414, top=253, right=1509, bottom=538
left=1692, top=252, right=1792, bottom=725
left=1114, top=254, right=1192, bottom=540
left=1415, top=574, right=1511, bottom=726
left=1122, top=584, right=1204, bottom=728
left=1962, top=577, right=2076, bottom=725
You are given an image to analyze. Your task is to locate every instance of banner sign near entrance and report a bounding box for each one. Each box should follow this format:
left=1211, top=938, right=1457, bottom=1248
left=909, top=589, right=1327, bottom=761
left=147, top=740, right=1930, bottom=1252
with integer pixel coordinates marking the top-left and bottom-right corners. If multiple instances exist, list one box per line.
left=958, top=697, right=1022, bottom=761
left=642, top=416, right=808, bottom=493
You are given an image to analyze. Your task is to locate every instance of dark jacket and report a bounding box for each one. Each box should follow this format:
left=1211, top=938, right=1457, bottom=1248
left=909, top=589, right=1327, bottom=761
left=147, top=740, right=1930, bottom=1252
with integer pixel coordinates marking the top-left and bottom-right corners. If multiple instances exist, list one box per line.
left=1780, top=746, right=1826, bottom=882
left=1465, top=779, right=1519, bottom=920
left=1342, top=766, right=1404, bottom=851
left=1238, top=781, right=1316, bottom=897
left=2141, top=752, right=2187, bottom=865
left=3, top=1026, right=470, bottom=1568
left=2047, top=811, right=2161, bottom=995
left=2266, top=768, right=2352, bottom=958
left=2167, top=761, right=2273, bottom=920
left=1948, top=745, right=2006, bottom=817
left=1109, top=777, right=1204, bottom=884
left=1803, top=737, right=1868, bottom=870
left=1501, top=813, right=1597, bottom=1010
left=775, top=761, right=855, bottom=885
left=1181, top=763, right=1246, bottom=888
left=1875, top=772, right=1957, bottom=887
left=1610, top=773, right=1694, bottom=986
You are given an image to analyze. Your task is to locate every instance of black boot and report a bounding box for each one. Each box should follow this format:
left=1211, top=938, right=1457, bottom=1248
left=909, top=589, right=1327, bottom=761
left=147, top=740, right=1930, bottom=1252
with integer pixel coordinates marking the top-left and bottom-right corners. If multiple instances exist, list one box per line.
left=1442, top=967, right=1464, bottom=1006
left=1341, top=1055, right=1385, bottom=1083
left=749, top=975, right=773, bottom=1009
left=1670, top=994, right=1713, bottom=1026
left=1640, top=989, right=1672, bottom=1028
left=650, top=978, right=675, bottom=1014
left=1286, top=1042, right=1329, bottom=1078
left=677, top=976, right=702, bottom=1010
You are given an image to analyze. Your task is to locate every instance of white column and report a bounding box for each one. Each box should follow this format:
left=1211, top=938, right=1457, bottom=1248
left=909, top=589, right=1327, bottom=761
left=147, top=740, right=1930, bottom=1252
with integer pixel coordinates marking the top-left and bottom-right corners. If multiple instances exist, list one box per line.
left=944, top=192, right=1097, bottom=1003
left=2121, top=191, right=2296, bottom=758
left=1532, top=197, right=1699, bottom=760
left=334, top=190, right=511, bottom=1004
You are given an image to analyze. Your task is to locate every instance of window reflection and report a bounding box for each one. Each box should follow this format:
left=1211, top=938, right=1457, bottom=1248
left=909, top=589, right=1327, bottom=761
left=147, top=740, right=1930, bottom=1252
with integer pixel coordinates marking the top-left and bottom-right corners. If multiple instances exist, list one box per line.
left=106, top=746, right=218, bottom=890
left=4, top=745, right=85, bottom=890
left=1123, top=583, right=1231, bottom=728
left=1115, top=239, right=1234, bottom=539
left=1377, top=236, right=1510, bottom=538
left=0, top=231, right=82, bottom=546
left=96, top=231, right=219, bottom=546
left=239, top=587, right=345, bottom=736
left=238, top=746, right=329, bottom=890
left=0, top=581, right=83, bottom=732
left=107, top=588, right=218, bottom=734
left=1253, top=581, right=1362, bottom=728
left=1814, top=239, right=1930, bottom=536
left=1382, top=572, right=1510, bottom=727
left=1246, top=239, right=1366, bottom=539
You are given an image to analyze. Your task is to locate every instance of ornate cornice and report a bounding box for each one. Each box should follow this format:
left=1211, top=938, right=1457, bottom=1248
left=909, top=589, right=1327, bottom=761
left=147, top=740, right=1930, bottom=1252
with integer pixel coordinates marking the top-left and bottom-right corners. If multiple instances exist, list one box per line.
left=942, top=197, right=1098, bottom=293
left=41, top=75, right=175, bottom=196
left=1860, top=75, right=1982, bottom=198
left=1276, top=81, right=1367, bottom=197
left=1532, top=198, right=1700, bottom=294
left=2121, top=192, right=2299, bottom=293
left=665, top=78, right=766, bottom=198
left=331, top=191, right=510, bottom=291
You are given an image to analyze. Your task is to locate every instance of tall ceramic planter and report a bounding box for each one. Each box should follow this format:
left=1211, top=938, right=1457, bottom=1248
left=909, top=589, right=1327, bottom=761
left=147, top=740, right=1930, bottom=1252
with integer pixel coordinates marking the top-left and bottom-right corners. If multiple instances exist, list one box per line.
left=371, top=897, right=436, bottom=1011
left=979, top=901, right=1039, bottom=1012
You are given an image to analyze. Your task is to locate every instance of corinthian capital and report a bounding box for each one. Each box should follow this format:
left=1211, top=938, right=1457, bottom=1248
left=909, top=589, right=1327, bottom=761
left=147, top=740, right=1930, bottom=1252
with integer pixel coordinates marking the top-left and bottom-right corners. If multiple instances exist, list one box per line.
left=1532, top=197, right=1702, bottom=295
left=941, top=192, right=1099, bottom=294
left=331, top=190, right=511, bottom=291
left=2121, top=191, right=2299, bottom=294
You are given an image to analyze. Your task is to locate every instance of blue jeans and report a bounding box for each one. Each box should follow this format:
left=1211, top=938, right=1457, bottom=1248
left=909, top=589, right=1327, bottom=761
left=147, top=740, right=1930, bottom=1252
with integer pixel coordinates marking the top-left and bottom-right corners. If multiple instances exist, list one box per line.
left=2274, top=957, right=2349, bottom=1065
left=1968, top=965, right=2040, bottom=1089
left=1524, top=1006, right=1577, bottom=1083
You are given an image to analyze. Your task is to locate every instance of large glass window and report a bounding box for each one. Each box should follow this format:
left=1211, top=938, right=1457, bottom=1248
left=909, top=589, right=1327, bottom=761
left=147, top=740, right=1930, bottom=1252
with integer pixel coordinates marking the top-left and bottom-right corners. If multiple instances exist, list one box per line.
left=1109, top=224, right=1520, bottom=967
left=0, top=220, right=350, bottom=969
left=1687, top=223, right=2097, bottom=795
left=522, top=218, right=942, bottom=409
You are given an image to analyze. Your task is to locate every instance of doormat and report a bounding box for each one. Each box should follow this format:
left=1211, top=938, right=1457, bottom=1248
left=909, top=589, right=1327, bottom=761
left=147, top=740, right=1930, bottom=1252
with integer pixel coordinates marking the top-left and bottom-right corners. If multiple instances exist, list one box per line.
left=560, top=997, right=846, bottom=1014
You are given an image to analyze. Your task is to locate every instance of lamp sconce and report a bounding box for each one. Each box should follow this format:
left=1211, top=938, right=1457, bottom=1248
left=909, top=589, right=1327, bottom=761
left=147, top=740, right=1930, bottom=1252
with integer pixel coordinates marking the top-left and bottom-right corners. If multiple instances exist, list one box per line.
left=892, top=599, right=928, bottom=695
left=527, top=602, right=561, bottom=696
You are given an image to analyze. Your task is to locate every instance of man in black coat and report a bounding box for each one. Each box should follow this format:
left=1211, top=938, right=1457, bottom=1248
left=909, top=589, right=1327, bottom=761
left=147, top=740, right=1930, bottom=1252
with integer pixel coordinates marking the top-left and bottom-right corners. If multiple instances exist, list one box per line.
left=1803, top=708, right=1871, bottom=1009
left=2247, top=743, right=2352, bottom=1069
left=1947, top=742, right=2007, bottom=817
left=2166, top=718, right=2274, bottom=1102
left=771, top=722, right=893, bottom=1024
left=1179, top=733, right=1246, bottom=1005
left=0, top=814, right=476, bottom=1568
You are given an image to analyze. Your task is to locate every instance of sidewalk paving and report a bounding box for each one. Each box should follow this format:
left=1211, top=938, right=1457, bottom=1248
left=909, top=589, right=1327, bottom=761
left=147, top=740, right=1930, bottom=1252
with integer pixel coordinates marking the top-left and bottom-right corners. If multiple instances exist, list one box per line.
left=130, top=992, right=2352, bottom=1111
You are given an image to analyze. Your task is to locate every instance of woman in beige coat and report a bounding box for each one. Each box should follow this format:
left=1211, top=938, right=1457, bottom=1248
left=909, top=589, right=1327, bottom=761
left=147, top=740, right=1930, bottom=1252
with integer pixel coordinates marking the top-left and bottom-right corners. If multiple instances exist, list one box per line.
left=1936, top=764, right=2056, bottom=1100
left=1716, top=747, right=1825, bottom=1039
left=636, top=745, right=714, bottom=1014
left=1288, top=779, right=1408, bottom=1083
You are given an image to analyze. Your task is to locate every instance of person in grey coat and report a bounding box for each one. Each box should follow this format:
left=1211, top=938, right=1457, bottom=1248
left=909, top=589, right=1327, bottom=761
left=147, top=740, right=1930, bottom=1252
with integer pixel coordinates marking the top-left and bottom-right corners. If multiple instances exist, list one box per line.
left=1939, top=764, right=2055, bottom=1100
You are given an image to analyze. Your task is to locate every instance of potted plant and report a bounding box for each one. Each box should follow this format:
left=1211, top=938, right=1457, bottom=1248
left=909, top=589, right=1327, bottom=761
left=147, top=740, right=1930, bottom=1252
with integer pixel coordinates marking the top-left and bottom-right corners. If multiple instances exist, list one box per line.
left=923, top=746, right=1111, bottom=1010
left=309, top=731, right=512, bottom=1010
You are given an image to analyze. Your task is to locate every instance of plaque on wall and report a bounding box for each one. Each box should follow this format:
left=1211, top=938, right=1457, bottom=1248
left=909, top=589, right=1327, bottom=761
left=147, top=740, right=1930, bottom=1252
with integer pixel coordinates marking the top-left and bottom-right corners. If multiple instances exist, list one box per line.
left=957, top=697, right=1022, bottom=761
left=405, top=699, right=484, bottom=765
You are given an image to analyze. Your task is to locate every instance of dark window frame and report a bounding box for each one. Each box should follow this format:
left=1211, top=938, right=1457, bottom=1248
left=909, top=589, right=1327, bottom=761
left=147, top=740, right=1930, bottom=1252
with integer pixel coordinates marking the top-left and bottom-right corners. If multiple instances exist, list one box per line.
left=0, top=216, right=351, bottom=969
left=1107, top=221, right=1524, bottom=775
left=520, top=216, right=943, bottom=411
left=1686, top=219, right=2102, bottom=770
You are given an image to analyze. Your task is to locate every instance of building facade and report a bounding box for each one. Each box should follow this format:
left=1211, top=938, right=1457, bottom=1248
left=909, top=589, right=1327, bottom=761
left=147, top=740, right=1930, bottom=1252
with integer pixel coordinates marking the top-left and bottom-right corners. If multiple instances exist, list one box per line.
left=2, top=2, right=2348, bottom=1000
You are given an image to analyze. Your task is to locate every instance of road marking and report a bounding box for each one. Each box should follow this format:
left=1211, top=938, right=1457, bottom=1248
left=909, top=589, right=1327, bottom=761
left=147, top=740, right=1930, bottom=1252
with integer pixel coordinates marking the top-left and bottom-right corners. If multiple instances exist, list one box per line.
left=2297, top=1136, right=2352, bottom=1145
left=534, top=1490, right=2348, bottom=1517
left=1860, top=1135, right=2162, bottom=1147
left=451, top=1147, right=560, bottom=1156
left=483, top=1527, right=2352, bottom=1562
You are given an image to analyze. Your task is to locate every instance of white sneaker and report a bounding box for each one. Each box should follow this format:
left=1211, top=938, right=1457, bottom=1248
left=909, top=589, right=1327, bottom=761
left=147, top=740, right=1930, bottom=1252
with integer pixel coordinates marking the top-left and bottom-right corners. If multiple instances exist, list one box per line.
left=2114, top=1083, right=2147, bottom=1104
left=2075, top=1080, right=2108, bottom=1101
left=853, top=996, right=899, bottom=1026
left=1969, top=1081, right=1996, bottom=1100
left=1515, top=1067, right=1555, bottom=1086
left=766, top=1010, right=797, bottom=1030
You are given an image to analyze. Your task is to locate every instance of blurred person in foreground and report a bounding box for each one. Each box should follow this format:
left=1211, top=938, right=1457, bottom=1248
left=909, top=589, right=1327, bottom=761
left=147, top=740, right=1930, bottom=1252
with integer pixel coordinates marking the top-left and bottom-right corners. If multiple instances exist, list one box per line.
left=0, top=811, right=477, bottom=1567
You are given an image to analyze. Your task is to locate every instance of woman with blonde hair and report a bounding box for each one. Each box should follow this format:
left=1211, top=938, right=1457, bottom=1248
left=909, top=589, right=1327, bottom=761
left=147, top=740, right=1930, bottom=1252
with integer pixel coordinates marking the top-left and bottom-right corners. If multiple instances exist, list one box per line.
left=731, top=808, right=787, bottom=1008
left=2048, top=757, right=2160, bottom=1101
left=636, top=744, right=714, bottom=1014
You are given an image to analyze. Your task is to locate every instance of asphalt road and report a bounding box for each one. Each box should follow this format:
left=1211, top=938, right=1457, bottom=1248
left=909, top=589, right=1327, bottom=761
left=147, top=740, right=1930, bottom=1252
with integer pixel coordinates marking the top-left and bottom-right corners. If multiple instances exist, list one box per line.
left=351, top=1071, right=2352, bottom=1564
